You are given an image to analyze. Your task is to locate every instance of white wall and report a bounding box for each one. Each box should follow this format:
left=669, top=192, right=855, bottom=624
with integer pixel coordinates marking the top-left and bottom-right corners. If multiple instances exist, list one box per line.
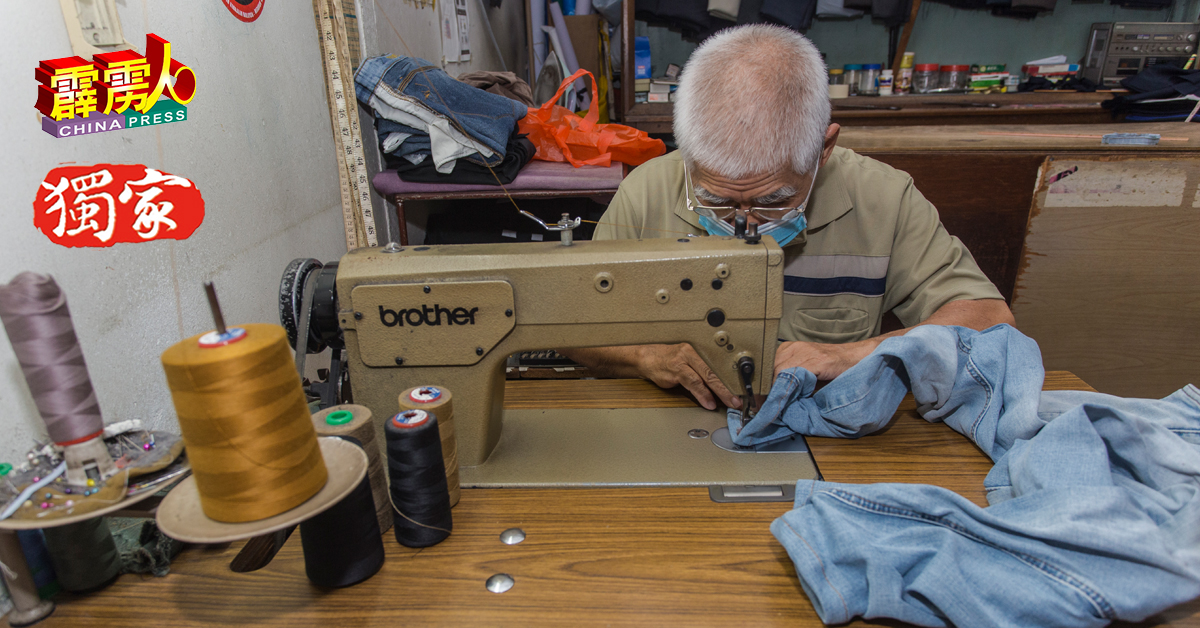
left=0, top=3, right=349, bottom=463
left=355, top=0, right=530, bottom=245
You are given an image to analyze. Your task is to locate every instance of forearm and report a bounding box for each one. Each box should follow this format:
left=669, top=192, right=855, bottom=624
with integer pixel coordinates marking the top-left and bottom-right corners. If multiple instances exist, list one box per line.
left=774, top=298, right=1015, bottom=380
left=558, top=346, right=648, bottom=379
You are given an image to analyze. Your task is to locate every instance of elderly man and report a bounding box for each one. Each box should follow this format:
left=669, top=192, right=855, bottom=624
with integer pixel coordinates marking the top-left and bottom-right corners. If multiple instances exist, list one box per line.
left=562, top=24, right=1014, bottom=411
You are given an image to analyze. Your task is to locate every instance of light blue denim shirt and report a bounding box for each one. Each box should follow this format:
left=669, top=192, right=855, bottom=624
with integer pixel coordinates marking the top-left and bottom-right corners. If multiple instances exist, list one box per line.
left=733, top=325, right=1200, bottom=627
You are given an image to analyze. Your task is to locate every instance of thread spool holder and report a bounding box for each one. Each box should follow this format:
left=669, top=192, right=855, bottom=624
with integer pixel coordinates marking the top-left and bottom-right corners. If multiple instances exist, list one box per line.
left=155, top=437, right=367, bottom=544
left=0, top=479, right=170, bottom=627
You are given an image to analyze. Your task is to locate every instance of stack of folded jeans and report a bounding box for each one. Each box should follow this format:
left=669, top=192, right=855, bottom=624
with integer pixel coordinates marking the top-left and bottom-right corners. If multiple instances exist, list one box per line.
left=355, top=55, right=533, bottom=184
left=730, top=325, right=1200, bottom=627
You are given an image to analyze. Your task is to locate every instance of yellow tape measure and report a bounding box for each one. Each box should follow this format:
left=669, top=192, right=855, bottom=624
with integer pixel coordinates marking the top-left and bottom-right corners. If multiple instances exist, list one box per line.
left=316, top=0, right=377, bottom=249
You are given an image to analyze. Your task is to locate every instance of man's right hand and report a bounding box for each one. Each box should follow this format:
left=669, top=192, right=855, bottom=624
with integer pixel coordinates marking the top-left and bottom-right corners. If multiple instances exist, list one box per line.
left=557, top=344, right=742, bottom=411
left=633, top=344, right=741, bottom=411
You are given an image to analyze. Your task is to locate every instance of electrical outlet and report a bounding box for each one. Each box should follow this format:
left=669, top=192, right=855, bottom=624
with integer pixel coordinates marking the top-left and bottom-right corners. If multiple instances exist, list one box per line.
left=58, top=0, right=130, bottom=58
left=75, top=0, right=124, bottom=47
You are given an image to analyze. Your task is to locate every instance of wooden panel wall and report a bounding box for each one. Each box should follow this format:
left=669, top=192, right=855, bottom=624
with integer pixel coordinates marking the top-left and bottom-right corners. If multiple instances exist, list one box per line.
left=1011, top=156, right=1200, bottom=398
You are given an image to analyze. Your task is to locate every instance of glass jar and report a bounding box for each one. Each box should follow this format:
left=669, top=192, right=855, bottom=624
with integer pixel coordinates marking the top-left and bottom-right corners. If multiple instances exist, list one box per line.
left=939, top=64, right=971, bottom=91
left=828, top=68, right=845, bottom=85
left=844, top=64, right=862, bottom=96
left=859, top=63, right=881, bottom=96
left=913, top=64, right=939, bottom=93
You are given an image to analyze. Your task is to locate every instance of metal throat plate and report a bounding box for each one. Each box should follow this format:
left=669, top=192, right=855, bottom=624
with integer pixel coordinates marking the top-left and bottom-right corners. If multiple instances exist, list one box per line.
left=350, top=281, right=515, bottom=367
left=458, top=407, right=820, bottom=488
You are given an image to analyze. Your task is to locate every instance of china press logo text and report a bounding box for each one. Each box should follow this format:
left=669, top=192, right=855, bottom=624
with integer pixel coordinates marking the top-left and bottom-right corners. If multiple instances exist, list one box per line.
left=36, top=34, right=196, bottom=139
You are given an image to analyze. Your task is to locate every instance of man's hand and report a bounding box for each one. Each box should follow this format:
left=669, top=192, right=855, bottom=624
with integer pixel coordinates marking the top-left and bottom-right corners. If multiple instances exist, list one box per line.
left=634, top=344, right=741, bottom=411
left=773, top=339, right=877, bottom=381
left=559, top=344, right=741, bottom=411
left=773, top=298, right=1016, bottom=381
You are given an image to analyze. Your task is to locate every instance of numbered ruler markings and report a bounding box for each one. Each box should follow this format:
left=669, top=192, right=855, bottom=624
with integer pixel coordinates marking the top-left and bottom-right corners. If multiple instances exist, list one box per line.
left=317, top=0, right=359, bottom=249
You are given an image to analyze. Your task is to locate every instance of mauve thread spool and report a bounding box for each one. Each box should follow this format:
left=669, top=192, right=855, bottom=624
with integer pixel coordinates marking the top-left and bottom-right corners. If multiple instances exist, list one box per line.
left=40, top=517, right=121, bottom=593
left=312, top=405, right=392, bottom=533
left=0, top=273, right=103, bottom=445
left=386, top=409, right=452, bottom=548
left=299, top=436, right=385, bottom=588
left=398, top=386, right=460, bottom=507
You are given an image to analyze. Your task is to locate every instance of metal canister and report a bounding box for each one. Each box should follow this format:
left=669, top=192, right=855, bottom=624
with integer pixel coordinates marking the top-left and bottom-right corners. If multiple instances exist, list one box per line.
left=896, top=52, right=915, bottom=94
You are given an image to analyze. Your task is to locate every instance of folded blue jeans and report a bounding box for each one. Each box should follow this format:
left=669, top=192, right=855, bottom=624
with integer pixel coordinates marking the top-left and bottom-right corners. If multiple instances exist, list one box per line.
left=356, top=55, right=527, bottom=167
left=731, top=325, right=1200, bottom=627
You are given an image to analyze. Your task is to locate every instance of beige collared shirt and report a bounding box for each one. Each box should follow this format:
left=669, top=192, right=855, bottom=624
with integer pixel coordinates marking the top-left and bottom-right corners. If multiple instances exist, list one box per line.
left=593, top=147, right=1002, bottom=343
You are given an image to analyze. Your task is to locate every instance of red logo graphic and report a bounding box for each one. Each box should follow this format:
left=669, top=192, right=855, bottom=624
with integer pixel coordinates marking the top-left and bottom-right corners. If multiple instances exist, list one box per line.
left=33, top=164, right=204, bottom=248
left=223, top=0, right=265, bottom=22
left=35, top=34, right=196, bottom=121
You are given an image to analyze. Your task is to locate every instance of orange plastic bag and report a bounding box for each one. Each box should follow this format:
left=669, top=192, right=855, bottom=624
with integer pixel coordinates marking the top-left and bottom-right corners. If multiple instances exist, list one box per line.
left=519, top=68, right=666, bottom=168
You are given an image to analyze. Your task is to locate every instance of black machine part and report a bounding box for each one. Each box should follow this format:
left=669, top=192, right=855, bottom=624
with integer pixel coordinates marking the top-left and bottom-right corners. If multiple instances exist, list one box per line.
left=279, top=258, right=343, bottom=354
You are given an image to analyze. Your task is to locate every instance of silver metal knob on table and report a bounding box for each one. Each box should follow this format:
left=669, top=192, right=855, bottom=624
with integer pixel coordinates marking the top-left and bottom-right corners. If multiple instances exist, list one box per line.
left=486, top=573, right=515, bottom=593
left=499, top=528, right=525, bottom=545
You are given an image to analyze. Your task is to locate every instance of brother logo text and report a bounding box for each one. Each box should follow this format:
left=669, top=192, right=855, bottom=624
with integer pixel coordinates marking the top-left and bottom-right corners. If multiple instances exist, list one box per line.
left=379, top=305, right=480, bottom=327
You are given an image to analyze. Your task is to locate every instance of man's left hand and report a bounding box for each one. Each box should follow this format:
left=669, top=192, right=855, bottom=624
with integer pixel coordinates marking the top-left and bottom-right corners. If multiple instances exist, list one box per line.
left=773, top=339, right=878, bottom=382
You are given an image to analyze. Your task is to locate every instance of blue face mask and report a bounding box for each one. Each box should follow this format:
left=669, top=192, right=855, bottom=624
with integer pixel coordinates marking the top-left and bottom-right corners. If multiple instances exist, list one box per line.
left=756, top=211, right=807, bottom=246
left=698, top=211, right=807, bottom=246
left=694, top=162, right=818, bottom=247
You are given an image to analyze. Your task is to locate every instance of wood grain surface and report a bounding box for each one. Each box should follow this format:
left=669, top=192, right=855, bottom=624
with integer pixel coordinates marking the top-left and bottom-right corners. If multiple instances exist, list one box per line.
left=20, top=374, right=1199, bottom=627
left=1013, top=157, right=1200, bottom=399
left=839, top=122, right=1200, bottom=153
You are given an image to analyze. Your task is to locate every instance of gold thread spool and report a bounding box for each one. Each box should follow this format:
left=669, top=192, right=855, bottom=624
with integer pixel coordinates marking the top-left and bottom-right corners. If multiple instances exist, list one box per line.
left=398, top=386, right=459, bottom=507
left=161, top=323, right=327, bottom=523
left=312, top=404, right=392, bottom=534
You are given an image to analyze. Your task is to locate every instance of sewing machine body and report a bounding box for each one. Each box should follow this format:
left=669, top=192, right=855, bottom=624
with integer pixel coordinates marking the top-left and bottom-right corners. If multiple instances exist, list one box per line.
left=336, top=237, right=783, bottom=471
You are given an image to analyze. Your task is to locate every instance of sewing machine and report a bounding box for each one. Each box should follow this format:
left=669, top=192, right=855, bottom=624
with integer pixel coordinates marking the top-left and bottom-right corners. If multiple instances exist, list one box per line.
left=282, top=229, right=820, bottom=497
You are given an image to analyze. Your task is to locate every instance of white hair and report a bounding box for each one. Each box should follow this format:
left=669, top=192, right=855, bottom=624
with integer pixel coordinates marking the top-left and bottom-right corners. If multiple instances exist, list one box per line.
left=674, top=25, right=830, bottom=179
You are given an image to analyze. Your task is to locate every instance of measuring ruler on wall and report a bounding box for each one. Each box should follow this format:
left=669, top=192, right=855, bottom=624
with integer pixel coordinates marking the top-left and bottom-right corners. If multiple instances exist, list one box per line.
left=315, top=0, right=377, bottom=249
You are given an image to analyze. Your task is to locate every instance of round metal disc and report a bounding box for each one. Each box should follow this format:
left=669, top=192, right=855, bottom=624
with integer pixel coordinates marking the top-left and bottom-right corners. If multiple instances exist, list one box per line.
left=486, top=573, right=515, bottom=593
left=499, top=528, right=525, bottom=545
left=688, top=429, right=710, bottom=439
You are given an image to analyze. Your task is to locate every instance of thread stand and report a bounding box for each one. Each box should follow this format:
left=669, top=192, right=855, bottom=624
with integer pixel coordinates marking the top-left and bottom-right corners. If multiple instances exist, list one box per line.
left=155, top=438, right=367, bottom=544
left=0, top=482, right=171, bottom=627
left=0, top=530, right=54, bottom=626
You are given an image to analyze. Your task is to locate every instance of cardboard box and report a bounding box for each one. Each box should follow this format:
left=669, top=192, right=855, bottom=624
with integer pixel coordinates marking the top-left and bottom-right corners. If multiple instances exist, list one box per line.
left=564, top=15, right=603, bottom=81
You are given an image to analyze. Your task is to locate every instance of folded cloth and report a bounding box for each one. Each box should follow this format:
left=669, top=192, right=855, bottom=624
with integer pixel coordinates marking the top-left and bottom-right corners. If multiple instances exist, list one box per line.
left=1019, top=76, right=1098, bottom=92
left=1102, top=65, right=1200, bottom=119
left=635, top=0, right=734, bottom=42
left=388, top=131, right=536, bottom=185
left=356, top=55, right=528, bottom=173
left=731, top=325, right=1200, bottom=627
left=759, top=0, right=818, bottom=30
left=871, top=0, right=913, bottom=26
left=816, top=0, right=863, bottom=19
left=708, top=0, right=741, bottom=21
left=456, top=71, right=536, bottom=106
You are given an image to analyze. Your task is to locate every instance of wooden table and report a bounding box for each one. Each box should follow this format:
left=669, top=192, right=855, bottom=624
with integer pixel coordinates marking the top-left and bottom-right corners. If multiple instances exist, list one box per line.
left=26, top=374, right=1199, bottom=627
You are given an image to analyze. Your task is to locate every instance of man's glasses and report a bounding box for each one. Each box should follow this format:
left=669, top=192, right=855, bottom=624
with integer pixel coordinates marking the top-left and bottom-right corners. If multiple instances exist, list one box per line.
left=684, top=168, right=808, bottom=223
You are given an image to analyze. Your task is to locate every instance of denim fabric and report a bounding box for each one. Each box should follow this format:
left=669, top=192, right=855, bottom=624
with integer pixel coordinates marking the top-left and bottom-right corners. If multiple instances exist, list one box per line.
left=376, top=118, right=428, bottom=157
left=356, top=55, right=527, bottom=170
left=733, top=325, right=1200, bottom=627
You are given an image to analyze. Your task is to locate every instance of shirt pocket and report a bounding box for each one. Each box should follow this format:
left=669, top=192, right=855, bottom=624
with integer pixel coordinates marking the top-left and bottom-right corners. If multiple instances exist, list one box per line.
left=789, top=307, right=873, bottom=344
